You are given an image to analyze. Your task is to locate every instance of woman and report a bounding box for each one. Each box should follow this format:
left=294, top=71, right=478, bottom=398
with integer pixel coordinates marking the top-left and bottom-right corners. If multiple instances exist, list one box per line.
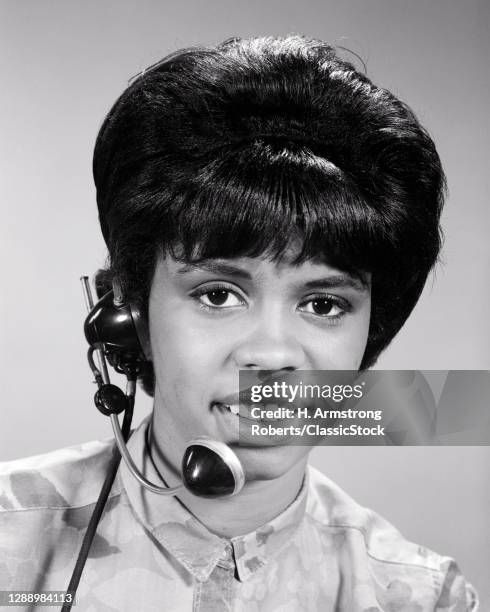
left=0, top=36, right=478, bottom=611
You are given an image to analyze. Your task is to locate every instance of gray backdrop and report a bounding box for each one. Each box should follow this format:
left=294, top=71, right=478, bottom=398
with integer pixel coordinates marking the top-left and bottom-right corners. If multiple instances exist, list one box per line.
left=1, top=0, right=489, bottom=606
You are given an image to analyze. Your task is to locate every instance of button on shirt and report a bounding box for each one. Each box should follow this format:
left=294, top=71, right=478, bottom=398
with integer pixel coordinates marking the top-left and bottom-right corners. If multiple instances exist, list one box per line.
left=0, top=417, right=478, bottom=611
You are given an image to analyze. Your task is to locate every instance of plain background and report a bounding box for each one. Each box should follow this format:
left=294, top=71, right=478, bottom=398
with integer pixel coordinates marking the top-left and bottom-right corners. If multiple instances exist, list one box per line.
left=1, top=0, right=489, bottom=606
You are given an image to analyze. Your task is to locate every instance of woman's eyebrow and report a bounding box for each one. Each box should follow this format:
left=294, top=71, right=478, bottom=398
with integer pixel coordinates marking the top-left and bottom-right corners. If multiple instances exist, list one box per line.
left=176, top=261, right=252, bottom=280
left=302, top=275, right=369, bottom=292
left=176, top=262, right=368, bottom=291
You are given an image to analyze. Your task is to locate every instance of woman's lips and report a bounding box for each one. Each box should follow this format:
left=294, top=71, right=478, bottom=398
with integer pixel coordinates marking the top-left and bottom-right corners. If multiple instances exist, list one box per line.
left=210, top=401, right=302, bottom=446
left=211, top=401, right=251, bottom=419
left=211, top=400, right=298, bottom=423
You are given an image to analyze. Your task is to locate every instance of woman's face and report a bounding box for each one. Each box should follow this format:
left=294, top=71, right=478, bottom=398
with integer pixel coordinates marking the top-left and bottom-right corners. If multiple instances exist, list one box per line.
left=149, top=251, right=371, bottom=482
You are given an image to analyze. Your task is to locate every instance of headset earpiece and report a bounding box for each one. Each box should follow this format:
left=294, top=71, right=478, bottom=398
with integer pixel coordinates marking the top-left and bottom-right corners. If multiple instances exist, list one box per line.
left=83, top=290, right=144, bottom=360
left=127, top=300, right=152, bottom=361
left=83, top=281, right=151, bottom=366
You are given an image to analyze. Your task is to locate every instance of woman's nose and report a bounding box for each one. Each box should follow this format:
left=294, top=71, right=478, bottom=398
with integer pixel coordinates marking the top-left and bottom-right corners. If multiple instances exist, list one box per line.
left=232, top=313, right=306, bottom=371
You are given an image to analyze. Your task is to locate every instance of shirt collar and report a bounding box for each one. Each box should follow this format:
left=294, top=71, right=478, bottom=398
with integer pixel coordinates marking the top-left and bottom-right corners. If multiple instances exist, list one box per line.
left=119, top=416, right=307, bottom=582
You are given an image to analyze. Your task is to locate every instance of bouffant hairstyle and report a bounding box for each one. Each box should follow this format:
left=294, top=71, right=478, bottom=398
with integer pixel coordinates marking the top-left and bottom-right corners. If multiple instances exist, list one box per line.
left=93, top=35, right=445, bottom=394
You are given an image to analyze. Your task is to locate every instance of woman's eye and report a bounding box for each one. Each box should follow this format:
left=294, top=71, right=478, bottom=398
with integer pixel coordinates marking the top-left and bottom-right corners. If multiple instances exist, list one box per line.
left=196, top=288, right=244, bottom=309
left=298, top=296, right=345, bottom=317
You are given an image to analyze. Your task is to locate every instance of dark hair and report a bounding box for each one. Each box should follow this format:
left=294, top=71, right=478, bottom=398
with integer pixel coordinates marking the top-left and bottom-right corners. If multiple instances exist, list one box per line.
left=93, top=35, right=445, bottom=394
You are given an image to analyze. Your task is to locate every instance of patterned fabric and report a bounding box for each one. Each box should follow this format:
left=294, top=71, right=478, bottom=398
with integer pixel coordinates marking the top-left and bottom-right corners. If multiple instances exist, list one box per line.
left=0, top=417, right=479, bottom=611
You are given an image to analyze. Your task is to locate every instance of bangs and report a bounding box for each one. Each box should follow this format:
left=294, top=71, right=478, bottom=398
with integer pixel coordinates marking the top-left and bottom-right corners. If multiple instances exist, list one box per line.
left=162, top=140, right=393, bottom=275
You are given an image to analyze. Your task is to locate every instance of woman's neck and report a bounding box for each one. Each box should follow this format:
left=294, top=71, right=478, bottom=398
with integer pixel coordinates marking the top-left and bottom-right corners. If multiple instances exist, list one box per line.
left=180, top=459, right=307, bottom=537
left=148, top=425, right=307, bottom=538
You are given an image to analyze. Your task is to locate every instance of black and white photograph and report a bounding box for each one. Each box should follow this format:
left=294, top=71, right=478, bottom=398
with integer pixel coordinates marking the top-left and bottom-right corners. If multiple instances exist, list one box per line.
left=1, top=1, right=488, bottom=610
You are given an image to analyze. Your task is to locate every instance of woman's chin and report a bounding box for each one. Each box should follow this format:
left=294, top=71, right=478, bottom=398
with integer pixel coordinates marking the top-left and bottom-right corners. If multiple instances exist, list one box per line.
left=233, top=444, right=310, bottom=483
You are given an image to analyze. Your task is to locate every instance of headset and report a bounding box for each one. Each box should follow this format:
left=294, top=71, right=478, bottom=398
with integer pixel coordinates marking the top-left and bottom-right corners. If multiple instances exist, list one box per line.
left=62, top=277, right=245, bottom=611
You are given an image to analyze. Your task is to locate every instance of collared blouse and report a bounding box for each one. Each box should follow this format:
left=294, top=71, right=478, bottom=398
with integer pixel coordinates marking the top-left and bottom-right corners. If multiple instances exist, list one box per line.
left=0, top=418, right=478, bottom=611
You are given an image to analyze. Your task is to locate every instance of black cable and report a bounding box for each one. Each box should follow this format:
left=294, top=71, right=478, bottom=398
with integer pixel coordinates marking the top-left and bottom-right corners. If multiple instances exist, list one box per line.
left=61, top=395, right=134, bottom=612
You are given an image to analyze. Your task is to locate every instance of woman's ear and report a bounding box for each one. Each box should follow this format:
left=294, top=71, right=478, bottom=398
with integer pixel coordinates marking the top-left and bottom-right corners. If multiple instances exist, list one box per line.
left=94, top=267, right=114, bottom=299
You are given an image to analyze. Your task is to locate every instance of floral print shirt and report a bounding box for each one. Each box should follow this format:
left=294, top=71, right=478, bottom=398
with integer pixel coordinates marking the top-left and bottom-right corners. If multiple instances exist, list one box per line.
left=0, top=417, right=478, bottom=611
